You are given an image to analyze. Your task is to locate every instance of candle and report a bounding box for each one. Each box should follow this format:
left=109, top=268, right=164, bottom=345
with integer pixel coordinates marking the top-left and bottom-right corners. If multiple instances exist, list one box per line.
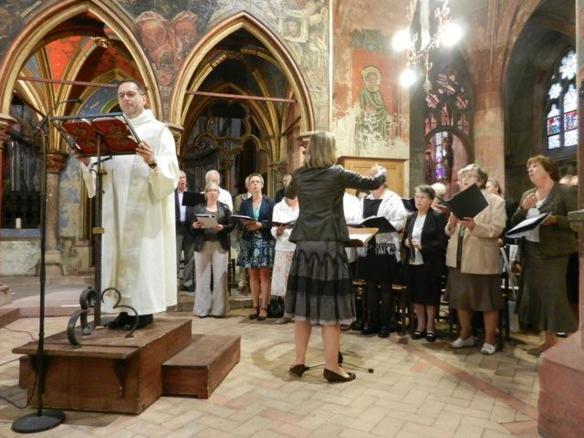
left=15, top=218, right=21, bottom=229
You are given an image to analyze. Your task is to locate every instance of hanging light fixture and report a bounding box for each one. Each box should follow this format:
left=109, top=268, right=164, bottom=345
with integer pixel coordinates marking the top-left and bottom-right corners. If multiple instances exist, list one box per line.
left=392, top=0, right=463, bottom=92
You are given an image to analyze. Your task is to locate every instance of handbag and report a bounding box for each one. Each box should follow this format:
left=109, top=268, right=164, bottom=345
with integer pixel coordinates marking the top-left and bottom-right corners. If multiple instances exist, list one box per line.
left=267, top=296, right=285, bottom=318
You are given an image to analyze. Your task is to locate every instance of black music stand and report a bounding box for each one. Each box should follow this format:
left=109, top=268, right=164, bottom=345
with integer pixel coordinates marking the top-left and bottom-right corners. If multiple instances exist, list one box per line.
left=12, top=116, right=65, bottom=434
left=304, top=228, right=378, bottom=375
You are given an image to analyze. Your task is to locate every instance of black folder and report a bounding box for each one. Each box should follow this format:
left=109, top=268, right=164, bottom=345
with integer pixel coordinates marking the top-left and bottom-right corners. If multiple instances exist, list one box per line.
left=505, top=212, right=550, bottom=239
left=348, top=216, right=396, bottom=233
left=182, top=191, right=205, bottom=207
left=441, top=184, right=488, bottom=219
left=402, top=198, right=416, bottom=212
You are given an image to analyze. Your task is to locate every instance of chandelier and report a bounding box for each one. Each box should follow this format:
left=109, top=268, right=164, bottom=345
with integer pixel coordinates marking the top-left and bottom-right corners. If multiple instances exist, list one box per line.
left=391, top=0, right=463, bottom=92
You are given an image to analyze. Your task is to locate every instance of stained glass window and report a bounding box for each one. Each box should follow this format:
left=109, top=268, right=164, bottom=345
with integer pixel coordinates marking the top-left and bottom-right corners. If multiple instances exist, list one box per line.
left=424, top=64, right=472, bottom=183
left=545, top=49, right=578, bottom=151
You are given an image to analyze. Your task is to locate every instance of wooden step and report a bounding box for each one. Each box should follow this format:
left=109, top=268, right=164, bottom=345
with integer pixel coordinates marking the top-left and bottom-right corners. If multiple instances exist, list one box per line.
left=162, top=334, right=240, bottom=399
left=0, top=308, right=19, bottom=328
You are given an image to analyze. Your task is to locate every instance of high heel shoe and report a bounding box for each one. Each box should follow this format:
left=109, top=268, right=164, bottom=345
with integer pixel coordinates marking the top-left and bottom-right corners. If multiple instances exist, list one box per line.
left=323, top=368, right=356, bottom=383
left=289, top=364, right=309, bottom=377
left=249, top=306, right=258, bottom=320
left=257, top=305, right=268, bottom=321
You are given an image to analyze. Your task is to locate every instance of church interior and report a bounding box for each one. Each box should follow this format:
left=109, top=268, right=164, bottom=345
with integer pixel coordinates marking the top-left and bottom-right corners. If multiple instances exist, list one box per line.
left=0, top=0, right=583, bottom=437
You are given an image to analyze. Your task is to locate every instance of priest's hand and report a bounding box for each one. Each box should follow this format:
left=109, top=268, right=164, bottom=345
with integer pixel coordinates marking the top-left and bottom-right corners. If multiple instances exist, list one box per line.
left=136, top=140, right=155, bottom=166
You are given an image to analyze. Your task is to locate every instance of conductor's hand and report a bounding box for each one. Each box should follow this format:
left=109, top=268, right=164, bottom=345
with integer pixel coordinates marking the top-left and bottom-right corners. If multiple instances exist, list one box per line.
left=213, top=224, right=224, bottom=232
left=192, top=221, right=202, bottom=230
left=136, top=141, right=155, bottom=166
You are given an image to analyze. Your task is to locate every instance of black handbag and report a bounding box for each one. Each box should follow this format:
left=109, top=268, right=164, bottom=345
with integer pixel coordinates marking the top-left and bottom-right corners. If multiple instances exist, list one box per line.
left=267, top=296, right=285, bottom=318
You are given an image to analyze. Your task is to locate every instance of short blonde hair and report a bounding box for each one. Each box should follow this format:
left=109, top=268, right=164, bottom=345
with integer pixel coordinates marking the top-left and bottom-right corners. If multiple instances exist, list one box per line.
left=204, top=181, right=220, bottom=194
left=248, top=172, right=264, bottom=185
left=303, top=131, right=337, bottom=169
left=458, top=163, right=488, bottom=189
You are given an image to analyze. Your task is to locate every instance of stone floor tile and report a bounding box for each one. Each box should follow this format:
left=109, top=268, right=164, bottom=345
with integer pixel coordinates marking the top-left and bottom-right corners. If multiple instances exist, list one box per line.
left=370, top=417, right=404, bottom=437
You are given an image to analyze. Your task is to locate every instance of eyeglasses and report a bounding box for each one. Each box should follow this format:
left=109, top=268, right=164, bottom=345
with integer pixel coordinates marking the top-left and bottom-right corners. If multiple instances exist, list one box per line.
left=117, top=91, right=143, bottom=98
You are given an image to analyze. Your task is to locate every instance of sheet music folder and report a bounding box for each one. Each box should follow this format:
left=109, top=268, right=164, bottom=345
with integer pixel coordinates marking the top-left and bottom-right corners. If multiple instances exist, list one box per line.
left=440, top=184, right=488, bottom=219
left=182, top=192, right=205, bottom=207
left=348, top=216, right=396, bottom=233
left=505, top=212, right=550, bottom=239
left=54, top=113, right=141, bottom=157
left=346, top=227, right=378, bottom=247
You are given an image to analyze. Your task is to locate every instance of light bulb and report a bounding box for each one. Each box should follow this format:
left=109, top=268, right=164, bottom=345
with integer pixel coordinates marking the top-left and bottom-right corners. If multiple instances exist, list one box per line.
left=391, top=29, right=411, bottom=52
left=440, top=22, right=463, bottom=47
left=399, top=67, right=418, bottom=88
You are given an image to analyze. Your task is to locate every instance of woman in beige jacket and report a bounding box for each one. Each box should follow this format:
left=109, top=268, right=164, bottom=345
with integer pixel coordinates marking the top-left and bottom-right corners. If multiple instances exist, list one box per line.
left=445, top=164, right=506, bottom=355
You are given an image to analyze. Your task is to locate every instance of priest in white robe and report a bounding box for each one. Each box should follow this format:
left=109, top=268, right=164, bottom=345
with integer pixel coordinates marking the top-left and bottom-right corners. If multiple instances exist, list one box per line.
left=80, top=80, right=179, bottom=329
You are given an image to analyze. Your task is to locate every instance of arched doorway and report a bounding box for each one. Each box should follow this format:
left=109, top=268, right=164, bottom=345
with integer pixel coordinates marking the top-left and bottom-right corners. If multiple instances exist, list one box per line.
left=0, top=0, right=158, bottom=274
left=171, top=13, right=314, bottom=196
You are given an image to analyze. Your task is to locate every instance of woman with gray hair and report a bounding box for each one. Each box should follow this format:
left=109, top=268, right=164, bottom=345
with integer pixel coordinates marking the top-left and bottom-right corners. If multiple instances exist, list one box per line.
left=445, top=163, right=506, bottom=355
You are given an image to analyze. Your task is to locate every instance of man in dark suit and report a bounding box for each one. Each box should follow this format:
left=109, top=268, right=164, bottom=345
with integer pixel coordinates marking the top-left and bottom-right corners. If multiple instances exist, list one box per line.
left=274, top=173, right=292, bottom=204
left=175, top=171, right=195, bottom=292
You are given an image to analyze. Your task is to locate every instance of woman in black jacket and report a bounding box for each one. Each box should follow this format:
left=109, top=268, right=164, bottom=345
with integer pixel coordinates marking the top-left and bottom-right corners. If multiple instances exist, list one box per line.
left=285, top=131, right=385, bottom=383
left=189, top=181, right=235, bottom=317
left=237, top=173, right=275, bottom=321
left=402, top=185, right=448, bottom=342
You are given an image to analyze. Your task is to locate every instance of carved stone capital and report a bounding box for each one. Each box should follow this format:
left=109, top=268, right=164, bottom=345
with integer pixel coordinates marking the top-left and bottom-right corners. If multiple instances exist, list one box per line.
left=167, top=123, right=184, bottom=155
left=0, top=113, right=17, bottom=146
left=46, top=151, right=68, bottom=174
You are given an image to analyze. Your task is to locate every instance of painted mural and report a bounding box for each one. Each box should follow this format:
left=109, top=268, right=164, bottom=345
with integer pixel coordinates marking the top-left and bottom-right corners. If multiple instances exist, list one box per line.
left=0, top=0, right=39, bottom=56
left=120, top=0, right=330, bottom=127
left=347, top=29, right=407, bottom=157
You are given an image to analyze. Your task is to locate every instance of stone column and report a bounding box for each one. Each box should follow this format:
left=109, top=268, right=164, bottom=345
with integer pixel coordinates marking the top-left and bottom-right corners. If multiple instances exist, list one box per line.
left=43, top=151, right=67, bottom=275
left=536, top=6, right=584, bottom=432
left=473, top=81, right=505, bottom=185
left=0, top=113, right=16, bottom=303
left=167, top=123, right=184, bottom=158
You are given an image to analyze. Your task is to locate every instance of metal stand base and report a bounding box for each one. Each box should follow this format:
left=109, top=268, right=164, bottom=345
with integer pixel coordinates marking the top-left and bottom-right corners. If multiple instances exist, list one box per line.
left=11, top=410, right=65, bottom=434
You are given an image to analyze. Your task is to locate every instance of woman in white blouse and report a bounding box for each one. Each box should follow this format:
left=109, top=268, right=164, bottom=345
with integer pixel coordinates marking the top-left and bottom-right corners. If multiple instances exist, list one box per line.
left=402, top=185, right=448, bottom=342
left=270, top=195, right=300, bottom=324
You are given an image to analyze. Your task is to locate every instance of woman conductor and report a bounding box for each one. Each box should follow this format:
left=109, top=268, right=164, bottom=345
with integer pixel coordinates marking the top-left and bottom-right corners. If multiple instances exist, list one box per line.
left=284, top=131, right=386, bottom=383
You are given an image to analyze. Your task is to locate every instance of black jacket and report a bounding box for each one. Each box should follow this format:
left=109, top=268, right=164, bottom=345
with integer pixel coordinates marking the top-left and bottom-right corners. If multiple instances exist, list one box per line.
left=186, top=202, right=234, bottom=252
left=402, top=209, right=448, bottom=278
left=287, top=165, right=385, bottom=243
left=239, top=196, right=275, bottom=242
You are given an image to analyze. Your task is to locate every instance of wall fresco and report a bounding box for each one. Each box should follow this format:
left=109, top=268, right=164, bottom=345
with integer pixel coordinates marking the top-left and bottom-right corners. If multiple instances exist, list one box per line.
left=120, top=0, right=329, bottom=127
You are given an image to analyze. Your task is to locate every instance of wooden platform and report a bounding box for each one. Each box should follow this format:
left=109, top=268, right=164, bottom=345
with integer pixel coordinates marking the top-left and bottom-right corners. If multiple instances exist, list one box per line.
left=14, top=318, right=192, bottom=414
left=162, top=334, right=240, bottom=399
left=0, top=308, right=19, bottom=328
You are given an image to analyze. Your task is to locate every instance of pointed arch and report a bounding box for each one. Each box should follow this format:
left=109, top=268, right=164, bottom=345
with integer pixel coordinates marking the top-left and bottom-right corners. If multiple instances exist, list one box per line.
left=170, top=11, right=314, bottom=134
left=0, top=0, right=161, bottom=117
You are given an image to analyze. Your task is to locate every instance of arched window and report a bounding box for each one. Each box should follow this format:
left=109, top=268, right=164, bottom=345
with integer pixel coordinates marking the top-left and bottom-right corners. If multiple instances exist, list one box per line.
left=423, top=66, right=472, bottom=194
left=545, top=49, right=577, bottom=151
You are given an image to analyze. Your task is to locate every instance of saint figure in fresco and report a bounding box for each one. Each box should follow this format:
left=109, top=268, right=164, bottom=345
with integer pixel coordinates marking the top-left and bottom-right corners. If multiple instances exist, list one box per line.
left=281, top=11, right=307, bottom=66
left=355, top=66, right=391, bottom=151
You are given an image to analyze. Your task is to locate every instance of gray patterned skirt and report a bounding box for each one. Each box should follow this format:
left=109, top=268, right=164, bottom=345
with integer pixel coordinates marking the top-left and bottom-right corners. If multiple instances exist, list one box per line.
left=284, top=241, right=355, bottom=326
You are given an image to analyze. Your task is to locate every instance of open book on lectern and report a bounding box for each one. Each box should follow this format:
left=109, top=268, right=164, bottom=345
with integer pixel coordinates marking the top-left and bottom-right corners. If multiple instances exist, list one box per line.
left=54, top=113, right=141, bottom=157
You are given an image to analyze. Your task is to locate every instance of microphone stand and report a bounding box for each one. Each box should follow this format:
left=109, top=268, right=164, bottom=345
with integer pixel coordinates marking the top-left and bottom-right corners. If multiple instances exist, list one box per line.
left=12, top=105, right=67, bottom=433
